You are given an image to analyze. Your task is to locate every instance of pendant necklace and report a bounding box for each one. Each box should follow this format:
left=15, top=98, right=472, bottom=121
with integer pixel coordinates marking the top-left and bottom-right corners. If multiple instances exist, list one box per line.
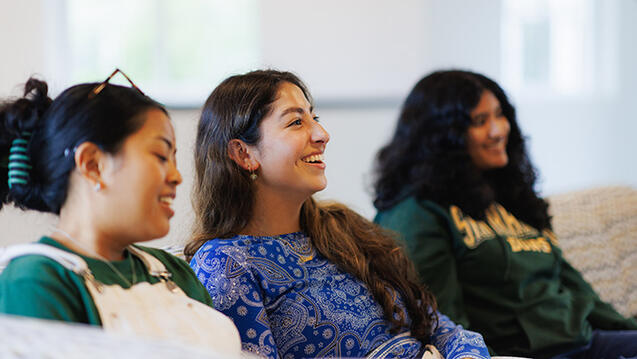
left=51, top=227, right=137, bottom=287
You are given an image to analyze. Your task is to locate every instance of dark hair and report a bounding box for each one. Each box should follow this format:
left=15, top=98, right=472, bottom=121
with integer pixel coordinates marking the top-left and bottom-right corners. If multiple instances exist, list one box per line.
left=186, top=69, right=438, bottom=341
left=374, top=70, right=550, bottom=229
left=186, top=70, right=312, bottom=245
left=1, top=77, right=167, bottom=214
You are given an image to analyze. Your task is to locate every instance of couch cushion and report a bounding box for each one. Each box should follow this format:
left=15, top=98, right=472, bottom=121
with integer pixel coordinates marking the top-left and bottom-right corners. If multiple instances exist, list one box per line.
left=548, top=186, right=637, bottom=317
left=0, top=314, right=225, bottom=358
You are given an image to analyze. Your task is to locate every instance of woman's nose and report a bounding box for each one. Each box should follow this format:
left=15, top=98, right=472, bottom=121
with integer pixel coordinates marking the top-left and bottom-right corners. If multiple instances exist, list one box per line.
left=168, top=160, right=183, bottom=186
left=489, top=117, right=509, bottom=138
left=312, top=121, right=330, bottom=144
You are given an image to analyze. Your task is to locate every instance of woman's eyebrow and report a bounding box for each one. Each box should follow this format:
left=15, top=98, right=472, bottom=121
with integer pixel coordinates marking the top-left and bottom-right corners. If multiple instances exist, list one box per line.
left=155, top=136, right=173, bottom=150
left=280, top=106, right=314, bottom=117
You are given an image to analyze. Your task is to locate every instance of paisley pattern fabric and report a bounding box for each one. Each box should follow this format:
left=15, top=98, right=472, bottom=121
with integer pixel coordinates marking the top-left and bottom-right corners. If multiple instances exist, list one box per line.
left=190, top=232, right=489, bottom=359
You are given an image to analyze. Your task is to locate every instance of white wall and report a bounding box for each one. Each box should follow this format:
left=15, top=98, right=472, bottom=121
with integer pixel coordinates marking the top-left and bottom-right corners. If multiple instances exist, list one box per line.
left=1, top=0, right=636, bottom=247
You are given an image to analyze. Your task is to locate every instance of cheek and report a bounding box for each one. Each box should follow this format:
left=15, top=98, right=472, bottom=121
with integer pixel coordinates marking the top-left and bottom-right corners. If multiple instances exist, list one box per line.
left=504, top=121, right=512, bottom=137
left=124, top=161, right=164, bottom=196
left=260, top=138, right=303, bottom=164
left=466, top=129, right=481, bottom=149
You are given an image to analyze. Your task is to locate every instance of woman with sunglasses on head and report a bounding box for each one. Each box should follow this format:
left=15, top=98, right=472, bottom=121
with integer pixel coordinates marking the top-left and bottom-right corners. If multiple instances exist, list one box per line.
left=0, top=72, right=240, bottom=356
left=373, top=70, right=637, bottom=359
left=186, top=69, right=490, bottom=359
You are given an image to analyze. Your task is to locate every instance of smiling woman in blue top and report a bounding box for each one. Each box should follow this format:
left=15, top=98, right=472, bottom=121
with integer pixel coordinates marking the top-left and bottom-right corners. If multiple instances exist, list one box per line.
left=185, top=69, right=491, bottom=359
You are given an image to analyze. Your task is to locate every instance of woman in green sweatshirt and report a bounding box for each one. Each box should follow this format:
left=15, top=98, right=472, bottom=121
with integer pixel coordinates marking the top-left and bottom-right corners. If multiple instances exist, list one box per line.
left=373, top=70, right=637, bottom=359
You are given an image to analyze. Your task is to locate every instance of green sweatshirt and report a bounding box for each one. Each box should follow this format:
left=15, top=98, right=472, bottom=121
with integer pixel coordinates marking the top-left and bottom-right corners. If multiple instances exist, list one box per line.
left=0, top=237, right=213, bottom=325
left=375, top=197, right=637, bottom=358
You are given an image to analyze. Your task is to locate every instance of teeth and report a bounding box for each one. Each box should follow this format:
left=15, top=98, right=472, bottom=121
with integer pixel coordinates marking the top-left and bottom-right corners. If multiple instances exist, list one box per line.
left=303, top=154, right=324, bottom=163
left=160, top=196, right=173, bottom=205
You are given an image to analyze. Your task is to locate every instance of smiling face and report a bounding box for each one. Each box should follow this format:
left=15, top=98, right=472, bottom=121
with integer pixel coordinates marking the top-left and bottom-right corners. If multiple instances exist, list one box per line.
left=250, top=81, right=330, bottom=201
left=100, top=108, right=182, bottom=241
left=466, top=90, right=511, bottom=170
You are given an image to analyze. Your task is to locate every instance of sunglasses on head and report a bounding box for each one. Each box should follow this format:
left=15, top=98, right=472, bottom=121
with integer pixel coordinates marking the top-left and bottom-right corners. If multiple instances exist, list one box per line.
left=88, top=68, right=145, bottom=99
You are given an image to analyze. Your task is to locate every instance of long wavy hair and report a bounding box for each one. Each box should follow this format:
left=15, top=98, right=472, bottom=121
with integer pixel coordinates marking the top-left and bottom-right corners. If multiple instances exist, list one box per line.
left=374, top=70, right=550, bottom=230
left=185, top=69, right=438, bottom=341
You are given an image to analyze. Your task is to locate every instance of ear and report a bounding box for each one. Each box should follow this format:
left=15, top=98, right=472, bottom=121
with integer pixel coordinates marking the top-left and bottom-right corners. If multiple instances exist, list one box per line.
left=227, top=139, right=259, bottom=171
left=73, top=142, right=107, bottom=189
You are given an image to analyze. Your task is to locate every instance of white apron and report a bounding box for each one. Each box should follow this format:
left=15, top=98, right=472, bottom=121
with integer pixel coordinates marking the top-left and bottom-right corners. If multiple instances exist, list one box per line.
left=0, top=243, right=242, bottom=358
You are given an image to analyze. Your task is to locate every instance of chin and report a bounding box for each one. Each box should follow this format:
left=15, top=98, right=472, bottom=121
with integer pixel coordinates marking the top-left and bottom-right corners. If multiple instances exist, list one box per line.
left=147, top=223, right=170, bottom=241
left=315, top=181, right=328, bottom=192
left=304, top=185, right=327, bottom=199
left=491, top=160, right=509, bottom=169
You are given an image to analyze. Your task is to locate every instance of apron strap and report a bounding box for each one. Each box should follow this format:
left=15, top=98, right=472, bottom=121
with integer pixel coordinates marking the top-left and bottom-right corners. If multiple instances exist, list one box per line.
left=0, top=243, right=175, bottom=289
left=0, top=243, right=89, bottom=275
left=127, top=246, right=172, bottom=280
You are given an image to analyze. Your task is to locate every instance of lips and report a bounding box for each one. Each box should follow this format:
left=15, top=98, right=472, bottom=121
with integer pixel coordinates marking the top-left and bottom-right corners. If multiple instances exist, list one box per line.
left=302, top=153, right=324, bottom=164
left=483, top=138, right=507, bottom=150
left=159, top=196, right=173, bottom=205
left=484, top=144, right=505, bottom=151
left=301, top=153, right=326, bottom=170
left=159, top=194, right=175, bottom=217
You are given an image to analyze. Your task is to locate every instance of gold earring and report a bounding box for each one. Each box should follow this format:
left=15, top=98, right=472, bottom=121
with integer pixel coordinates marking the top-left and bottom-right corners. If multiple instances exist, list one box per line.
left=248, top=165, right=257, bottom=181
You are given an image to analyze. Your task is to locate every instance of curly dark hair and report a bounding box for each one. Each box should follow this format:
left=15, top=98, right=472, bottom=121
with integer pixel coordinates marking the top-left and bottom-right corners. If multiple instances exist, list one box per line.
left=373, top=70, right=551, bottom=230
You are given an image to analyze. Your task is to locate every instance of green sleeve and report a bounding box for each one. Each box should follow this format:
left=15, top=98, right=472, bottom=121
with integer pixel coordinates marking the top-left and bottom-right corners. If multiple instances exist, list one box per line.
left=558, top=254, right=637, bottom=330
left=0, top=256, right=93, bottom=323
left=376, top=199, right=471, bottom=327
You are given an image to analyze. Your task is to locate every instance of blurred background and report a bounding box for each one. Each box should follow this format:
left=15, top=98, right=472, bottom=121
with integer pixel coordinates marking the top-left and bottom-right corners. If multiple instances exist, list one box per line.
left=2, top=0, right=636, bottom=247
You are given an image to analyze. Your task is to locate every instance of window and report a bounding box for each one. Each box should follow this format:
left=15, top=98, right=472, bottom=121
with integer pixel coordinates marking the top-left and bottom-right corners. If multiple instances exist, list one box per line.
left=501, top=0, right=618, bottom=99
left=54, top=0, right=260, bottom=107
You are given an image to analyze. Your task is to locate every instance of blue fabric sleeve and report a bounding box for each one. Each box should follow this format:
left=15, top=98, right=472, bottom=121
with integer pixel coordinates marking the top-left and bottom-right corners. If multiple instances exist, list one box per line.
left=431, top=311, right=491, bottom=359
left=190, top=241, right=279, bottom=358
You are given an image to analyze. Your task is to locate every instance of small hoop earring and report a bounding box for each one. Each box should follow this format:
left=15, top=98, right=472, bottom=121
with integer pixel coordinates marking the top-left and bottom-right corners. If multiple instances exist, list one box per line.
left=94, top=182, right=102, bottom=192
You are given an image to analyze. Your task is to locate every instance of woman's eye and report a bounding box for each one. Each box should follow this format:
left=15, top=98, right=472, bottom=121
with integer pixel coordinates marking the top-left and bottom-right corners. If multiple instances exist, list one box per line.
left=313, top=116, right=320, bottom=122
left=471, top=117, right=486, bottom=127
left=156, top=154, right=168, bottom=163
left=289, top=119, right=303, bottom=126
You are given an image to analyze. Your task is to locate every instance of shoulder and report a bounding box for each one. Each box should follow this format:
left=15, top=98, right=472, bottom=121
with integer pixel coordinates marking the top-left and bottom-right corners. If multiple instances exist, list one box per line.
left=0, top=254, right=91, bottom=323
left=189, top=237, right=265, bottom=279
left=375, top=196, right=451, bottom=229
left=1, top=251, right=74, bottom=283
left=0, top=250, right=86, bottom=314
left=189, top=236, right=292, bottom=284
left=190, top=236, right=275, bottom=263
left=188, top=238, right=270, bottom=306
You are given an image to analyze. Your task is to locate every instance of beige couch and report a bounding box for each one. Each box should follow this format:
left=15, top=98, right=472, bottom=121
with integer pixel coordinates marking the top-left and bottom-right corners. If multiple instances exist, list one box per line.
left=0, top=314, right=225, bottom=359
left=548, top=185, right=637, bottom=318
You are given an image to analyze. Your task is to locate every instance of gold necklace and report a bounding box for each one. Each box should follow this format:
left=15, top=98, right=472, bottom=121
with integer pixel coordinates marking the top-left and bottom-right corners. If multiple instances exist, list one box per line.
left=52, top=228, right=137, bottom=286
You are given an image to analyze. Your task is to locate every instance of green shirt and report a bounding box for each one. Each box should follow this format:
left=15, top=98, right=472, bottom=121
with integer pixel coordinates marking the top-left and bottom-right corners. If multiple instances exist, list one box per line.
left=375, top=197, right=637, bottom=358
left=0, top=237, right=213, bottom=325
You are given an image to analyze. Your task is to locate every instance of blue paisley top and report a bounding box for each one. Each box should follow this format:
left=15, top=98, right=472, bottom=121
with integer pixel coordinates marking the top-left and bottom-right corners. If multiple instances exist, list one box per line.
left=190, top=232, right=489, bottom=359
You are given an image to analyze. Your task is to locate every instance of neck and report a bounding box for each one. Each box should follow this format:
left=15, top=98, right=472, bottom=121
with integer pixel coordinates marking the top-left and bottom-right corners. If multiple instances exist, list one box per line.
left=53, top=213, right=129, bottom=261
left=241, top=187, right=306, bottom=237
